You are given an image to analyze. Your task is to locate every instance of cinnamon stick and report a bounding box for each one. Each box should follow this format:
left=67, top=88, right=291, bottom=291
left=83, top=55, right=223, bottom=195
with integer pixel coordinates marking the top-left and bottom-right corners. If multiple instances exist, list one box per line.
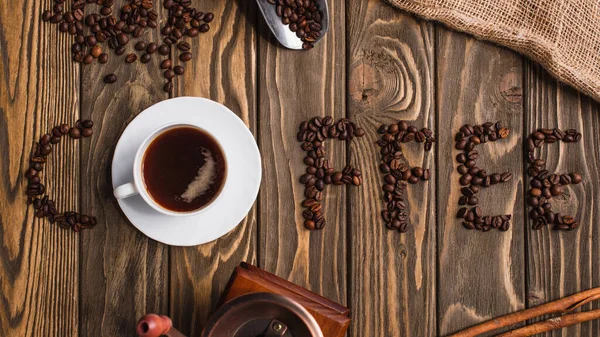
left=496, top=308, right=600, bottom=337
left=448, top=287, right=600, bottom=337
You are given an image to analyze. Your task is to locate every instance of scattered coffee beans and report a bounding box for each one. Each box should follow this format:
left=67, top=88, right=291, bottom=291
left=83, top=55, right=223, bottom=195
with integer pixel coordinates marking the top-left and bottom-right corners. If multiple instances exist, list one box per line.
left=267, top=0, right=324, bottom=50
left=41, top=0, right=215, bottom=92
left=297, top=117, right=365, bottom=230
left=525, top=128, right=582, bottom=231
left=377, top=121, right=434, bottom=233
left=104, top=73, right=117, bottom=83
left=455, top=122, right=512, bottom=232
left=160, top=1, right=214, bottom=91
left=26, top=120, right=96, bottom=232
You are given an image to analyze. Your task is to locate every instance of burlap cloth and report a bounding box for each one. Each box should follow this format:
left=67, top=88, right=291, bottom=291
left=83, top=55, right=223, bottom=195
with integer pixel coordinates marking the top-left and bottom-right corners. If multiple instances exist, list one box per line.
left=385, top=0, right=600, bottom=102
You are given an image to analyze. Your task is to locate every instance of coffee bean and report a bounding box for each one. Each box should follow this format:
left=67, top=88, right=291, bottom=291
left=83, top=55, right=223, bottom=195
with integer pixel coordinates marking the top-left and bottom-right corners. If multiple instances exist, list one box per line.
left=98, top=53, right=109, bottom=64
left=69, top=127, right=81, bottom=139
left=527, top=196, right=539, bottom=207
left=179, top=52, right=192, bottom=62
left=467, top=196, right=478, bottom=205
left=571, top=173, right=582, bottom=184
left=158, top=44, right=170, bottom=55
left=115, top=46, right=126, bottom=55
left=178, top=41, right=191, bottom=51
left=135, top=41, right=147, bottom=51
left=304, top=220, right=316, bottom=230
left=125, top=53, right=137, bottom=63
left=159, top=79, right=172, bottom=92
left=146, top=43, right=158, bottom=54
left=117, top=33, right=129, bottom=46
left=459, top=174, right=472, bottom=186
left=161, top=59, right=172, bottom=69
left=103, top=74, right=117, bottom=84
left=174, top=65, right=185, bottom=75
left=412, top=167, right=423, bottom=178
left=140, top=53, right=151, bottom=63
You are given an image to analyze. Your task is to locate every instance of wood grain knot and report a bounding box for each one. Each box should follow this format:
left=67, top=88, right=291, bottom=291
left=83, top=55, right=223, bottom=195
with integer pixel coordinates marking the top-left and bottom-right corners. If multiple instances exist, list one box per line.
left=349, top=47, right=418, bottom=112
left=499, top=71, right=522, bottom=103
left=349, top=60, right=379, bottom=104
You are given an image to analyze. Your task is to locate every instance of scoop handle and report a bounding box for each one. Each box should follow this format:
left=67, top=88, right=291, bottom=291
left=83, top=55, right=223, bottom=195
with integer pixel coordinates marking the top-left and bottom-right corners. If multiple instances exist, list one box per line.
left=136, top=314, right=187, bottom=337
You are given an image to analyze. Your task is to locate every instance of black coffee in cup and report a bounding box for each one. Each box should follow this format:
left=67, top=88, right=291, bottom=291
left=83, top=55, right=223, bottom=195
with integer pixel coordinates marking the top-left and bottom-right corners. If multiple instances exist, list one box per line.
left=142, top=126, right=227, bottom=213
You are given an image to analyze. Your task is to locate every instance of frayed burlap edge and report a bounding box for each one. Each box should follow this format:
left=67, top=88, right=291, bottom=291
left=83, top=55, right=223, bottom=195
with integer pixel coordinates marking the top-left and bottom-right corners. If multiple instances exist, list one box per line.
left=385, top=0, right=600, bottom=102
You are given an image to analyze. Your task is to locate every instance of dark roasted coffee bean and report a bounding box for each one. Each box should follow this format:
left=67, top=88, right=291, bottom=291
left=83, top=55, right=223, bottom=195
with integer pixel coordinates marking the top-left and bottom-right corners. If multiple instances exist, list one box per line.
left=69, top=127, right=81, bottom=139
left=461, top=187, right=474, bottom=197
left=135, top=41, right=147, bottom=51
left=178, top=41, right=191, bottom=51
left=103, top=73, right=117, bottom=84
left=117, top=33, right=129, bottom=46
left=571, top=173, right=582, bottom=184
left=174, top=65, right=185, bottom=75
left=115, top=46, right=126, bottom=55
left=527, top=196, right=539, bottom=207
left=459, top=174, right=472, bottom=186
left=140, top=53, right=151, bottom=63
left=559, top=174, right=572, bottom=185
left=161, top=59, right=173, bottom=69
left=145, top=43, right=158, bottom=54
left=158, top=44, right=170, bottom=55
left=98, top=53, right=109, bottom=64
left=412, top=167, right=423, bottom=178
left=179, top=52, right=192, bottom=62
left=304, top=219, right=315, bottom=230
left=163, top=81, right=173, bottom=93
left=125, top=53, right=137, bottom=63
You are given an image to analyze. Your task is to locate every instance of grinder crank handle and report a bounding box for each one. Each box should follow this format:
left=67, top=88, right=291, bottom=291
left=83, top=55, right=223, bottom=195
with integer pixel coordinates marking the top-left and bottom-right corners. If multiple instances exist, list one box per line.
left=136, top=314, right=187, bottom=337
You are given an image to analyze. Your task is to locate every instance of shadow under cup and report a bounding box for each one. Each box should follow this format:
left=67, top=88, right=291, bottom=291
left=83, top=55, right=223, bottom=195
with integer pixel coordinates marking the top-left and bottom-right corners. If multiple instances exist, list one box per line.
left=140, top=125, right=227, bottom=214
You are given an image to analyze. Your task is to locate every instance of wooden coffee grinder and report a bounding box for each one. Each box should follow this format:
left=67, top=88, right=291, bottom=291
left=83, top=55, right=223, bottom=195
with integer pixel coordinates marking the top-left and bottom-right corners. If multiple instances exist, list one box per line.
left=136, top=262, right=351, bottom=337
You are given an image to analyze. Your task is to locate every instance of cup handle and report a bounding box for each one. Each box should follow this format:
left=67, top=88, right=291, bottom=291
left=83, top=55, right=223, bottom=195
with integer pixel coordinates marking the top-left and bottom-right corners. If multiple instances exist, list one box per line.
left=114, top=182, right=139, bottom=199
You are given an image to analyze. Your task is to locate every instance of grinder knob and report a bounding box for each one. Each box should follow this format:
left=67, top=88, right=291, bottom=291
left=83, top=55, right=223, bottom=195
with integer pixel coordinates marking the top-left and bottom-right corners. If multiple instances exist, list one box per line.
left=136, top=314, right=174, bottom=337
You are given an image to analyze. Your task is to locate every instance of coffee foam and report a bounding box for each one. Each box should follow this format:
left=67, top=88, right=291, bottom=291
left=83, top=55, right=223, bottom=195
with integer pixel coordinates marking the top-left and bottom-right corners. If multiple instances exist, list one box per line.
left=180, top=148, right=216, bottom=203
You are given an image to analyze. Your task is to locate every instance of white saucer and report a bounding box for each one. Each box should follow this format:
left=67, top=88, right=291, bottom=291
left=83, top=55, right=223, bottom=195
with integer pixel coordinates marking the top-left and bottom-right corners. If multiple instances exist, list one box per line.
left=111, top=97, right=262, bottom=246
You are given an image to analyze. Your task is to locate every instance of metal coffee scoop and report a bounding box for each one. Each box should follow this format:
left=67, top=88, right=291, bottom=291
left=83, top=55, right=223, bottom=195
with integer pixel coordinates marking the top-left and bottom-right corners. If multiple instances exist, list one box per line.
left=255, top=0, right=329, bottom=50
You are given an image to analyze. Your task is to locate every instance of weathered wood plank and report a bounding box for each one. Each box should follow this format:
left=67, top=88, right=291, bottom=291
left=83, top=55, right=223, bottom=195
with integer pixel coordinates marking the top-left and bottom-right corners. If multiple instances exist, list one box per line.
left=525, top=63, right=600, bottom=337
left=169, top=1, right=257, bottom=336
left=258, top=0, right=347, bottom=313
left=436, top=29, right=526, bottom=335
left=79, top=1, right=168, bottom=335
left=347, top=2, right=436, bottom=336
left=0, top=1, right=80, bottom=336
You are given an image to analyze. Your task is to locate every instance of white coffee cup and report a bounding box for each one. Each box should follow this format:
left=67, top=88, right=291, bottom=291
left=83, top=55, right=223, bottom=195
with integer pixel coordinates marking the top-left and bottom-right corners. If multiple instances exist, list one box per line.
left=113, top=122, right=229, bottom=217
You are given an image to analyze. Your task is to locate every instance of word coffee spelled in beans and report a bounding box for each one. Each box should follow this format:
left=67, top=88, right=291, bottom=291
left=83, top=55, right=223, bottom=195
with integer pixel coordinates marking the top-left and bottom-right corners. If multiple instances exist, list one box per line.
left=455, top=122, right=513, bottom=232
left=26, top=120, right=97, bottom=232
left=297, top=117, right=365, bottom=230
left=525, top=128, right=582, bottom=231
left=377, top=121, right=434, bottom=233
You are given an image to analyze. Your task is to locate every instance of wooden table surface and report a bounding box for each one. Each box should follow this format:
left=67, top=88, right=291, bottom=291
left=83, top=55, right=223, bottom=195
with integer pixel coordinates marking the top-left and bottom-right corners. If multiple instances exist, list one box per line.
left=2, top=1, right=600, bottom=336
